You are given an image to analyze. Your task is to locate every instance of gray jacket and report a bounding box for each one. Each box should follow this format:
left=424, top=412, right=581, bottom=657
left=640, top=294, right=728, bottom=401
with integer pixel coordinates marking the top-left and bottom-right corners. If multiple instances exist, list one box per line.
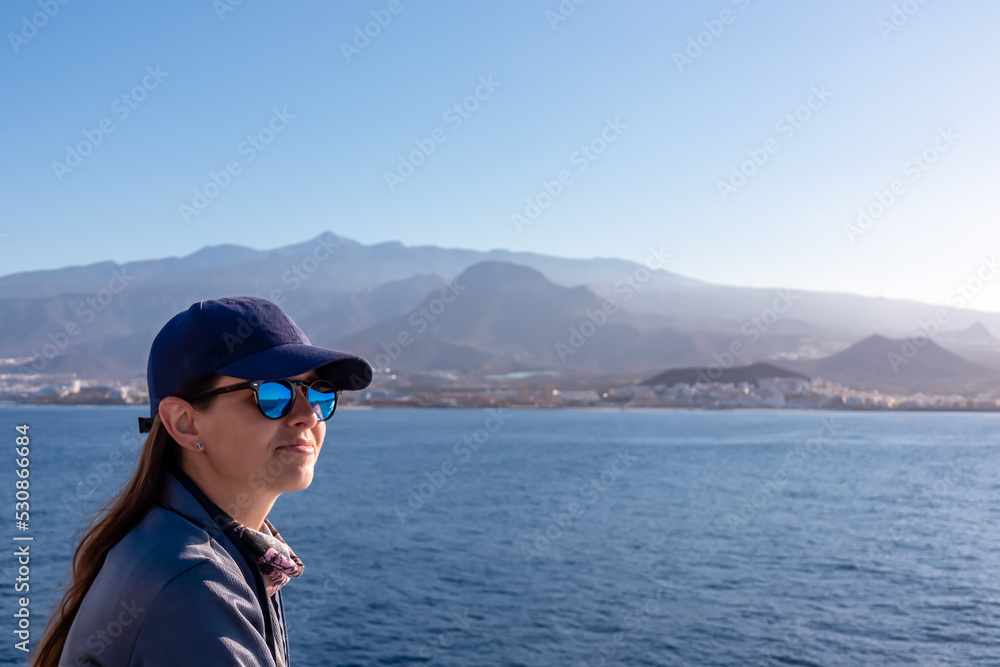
left=59, top=468, right=290, bottom=666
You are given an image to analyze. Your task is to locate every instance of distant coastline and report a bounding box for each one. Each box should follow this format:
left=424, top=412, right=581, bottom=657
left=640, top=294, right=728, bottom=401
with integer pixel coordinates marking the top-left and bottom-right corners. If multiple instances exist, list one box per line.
left=4, top=399, right=998, bottom=414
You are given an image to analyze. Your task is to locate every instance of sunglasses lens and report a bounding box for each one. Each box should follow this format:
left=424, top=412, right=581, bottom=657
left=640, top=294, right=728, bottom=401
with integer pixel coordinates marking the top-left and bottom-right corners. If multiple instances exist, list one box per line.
left=258, top=381, right=293, bottom=418
left=307, top=380, right=337, bottom=420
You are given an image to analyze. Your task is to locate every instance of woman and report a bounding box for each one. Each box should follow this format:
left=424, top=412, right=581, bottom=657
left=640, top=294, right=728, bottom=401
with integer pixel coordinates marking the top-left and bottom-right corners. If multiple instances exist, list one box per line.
left=34, top=296, right=373, bottom=666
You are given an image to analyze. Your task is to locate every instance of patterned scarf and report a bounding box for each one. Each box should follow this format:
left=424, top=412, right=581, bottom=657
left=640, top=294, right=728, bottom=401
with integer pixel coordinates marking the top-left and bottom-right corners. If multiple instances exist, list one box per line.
left=219, top=515, right=305, bottom=597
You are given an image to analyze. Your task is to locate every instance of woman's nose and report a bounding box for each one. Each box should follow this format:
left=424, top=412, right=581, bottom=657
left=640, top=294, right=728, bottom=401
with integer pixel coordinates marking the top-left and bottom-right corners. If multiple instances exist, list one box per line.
left=289, top=384, right=320, bottom=422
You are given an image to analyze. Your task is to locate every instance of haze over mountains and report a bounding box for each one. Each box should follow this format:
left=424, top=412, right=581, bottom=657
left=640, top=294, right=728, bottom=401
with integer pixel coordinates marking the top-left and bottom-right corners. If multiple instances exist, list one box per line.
left=1, top=231, right=999, bottom=393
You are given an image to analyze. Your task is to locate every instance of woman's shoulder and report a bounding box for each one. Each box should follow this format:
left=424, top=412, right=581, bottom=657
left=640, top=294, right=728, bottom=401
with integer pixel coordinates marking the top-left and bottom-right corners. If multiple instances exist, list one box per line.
left=108, top=503, right=241, bottom=585
left=73, top=506, right=249, bottom=621
left=61, top=510, right=272, bottom=665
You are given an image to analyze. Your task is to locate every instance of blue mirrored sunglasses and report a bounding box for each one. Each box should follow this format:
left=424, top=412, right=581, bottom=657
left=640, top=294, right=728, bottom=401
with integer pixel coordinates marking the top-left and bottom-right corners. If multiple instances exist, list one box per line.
left=186, top=378, right=339, bottom=421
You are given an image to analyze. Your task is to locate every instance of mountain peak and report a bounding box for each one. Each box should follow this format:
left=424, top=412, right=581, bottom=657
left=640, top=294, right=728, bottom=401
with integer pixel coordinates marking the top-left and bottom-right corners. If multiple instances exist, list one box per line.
left=183, top=243, right=261, bottom=265
left=811, top=332, right=990, bottom=383
left=958, top=320, right=998, bottom=343
left=455, top=261, right=550, bottom=288
left=856, top=333, right=894, bottom=346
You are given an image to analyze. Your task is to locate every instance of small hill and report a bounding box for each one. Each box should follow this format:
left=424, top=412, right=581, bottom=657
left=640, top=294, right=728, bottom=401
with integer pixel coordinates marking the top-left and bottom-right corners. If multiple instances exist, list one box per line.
left=639, top=362, right=809, bottom=387
left=786, top=334, right=997, bottom=392
left=938, top=321, right=999, bottom=346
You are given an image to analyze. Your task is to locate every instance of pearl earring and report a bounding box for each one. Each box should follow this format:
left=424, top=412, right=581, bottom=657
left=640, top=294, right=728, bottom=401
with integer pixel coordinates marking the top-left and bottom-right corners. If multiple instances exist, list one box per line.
left=195, top=441, right=205, bottom=451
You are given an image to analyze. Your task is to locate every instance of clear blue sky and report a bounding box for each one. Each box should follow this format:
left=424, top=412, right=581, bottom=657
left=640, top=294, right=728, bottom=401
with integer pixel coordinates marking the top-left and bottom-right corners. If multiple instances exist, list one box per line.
left=2, top=0, right=998, bottom=310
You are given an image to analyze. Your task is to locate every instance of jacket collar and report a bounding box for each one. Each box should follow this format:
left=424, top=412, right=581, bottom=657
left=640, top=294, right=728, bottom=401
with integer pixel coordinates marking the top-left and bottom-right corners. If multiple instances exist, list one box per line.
left=158, top=459, right=282, bottom=664
left=160, top=461, right=238, bottom=540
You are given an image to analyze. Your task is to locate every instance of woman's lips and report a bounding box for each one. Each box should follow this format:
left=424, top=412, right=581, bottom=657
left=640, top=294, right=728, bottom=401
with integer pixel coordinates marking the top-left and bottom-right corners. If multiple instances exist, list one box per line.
left=278, top=443, right=315, bottom=454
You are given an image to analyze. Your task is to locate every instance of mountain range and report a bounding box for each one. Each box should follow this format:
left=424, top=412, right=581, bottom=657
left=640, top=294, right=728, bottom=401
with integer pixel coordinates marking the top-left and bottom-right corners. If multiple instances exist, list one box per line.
left=1, top=231, right=998, bottom=394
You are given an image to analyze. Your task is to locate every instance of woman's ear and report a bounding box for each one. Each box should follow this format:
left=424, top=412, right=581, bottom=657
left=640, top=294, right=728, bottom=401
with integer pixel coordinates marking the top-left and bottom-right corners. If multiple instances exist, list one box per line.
left=158, top=396, right=205, bottom=451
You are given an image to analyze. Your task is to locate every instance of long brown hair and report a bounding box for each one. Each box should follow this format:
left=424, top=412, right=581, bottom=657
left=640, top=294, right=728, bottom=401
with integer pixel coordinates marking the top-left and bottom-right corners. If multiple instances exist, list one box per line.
left=33, top=374, right=221, bottom=666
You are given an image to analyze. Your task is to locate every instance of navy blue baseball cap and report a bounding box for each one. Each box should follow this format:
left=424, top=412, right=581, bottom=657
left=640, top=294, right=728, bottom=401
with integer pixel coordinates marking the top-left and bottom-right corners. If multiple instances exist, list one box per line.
left=138, top=296, right=373, bottom=433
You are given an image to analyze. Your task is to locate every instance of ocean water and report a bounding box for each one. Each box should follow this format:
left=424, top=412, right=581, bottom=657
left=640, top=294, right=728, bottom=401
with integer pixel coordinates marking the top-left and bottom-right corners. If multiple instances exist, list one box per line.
left=3, top=405, right=1000, bottom=666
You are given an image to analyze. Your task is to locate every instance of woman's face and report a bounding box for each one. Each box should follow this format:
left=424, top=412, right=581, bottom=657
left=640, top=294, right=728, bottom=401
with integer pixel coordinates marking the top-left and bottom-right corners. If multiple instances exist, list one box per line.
left=193, top=368, right=328, bottom=497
